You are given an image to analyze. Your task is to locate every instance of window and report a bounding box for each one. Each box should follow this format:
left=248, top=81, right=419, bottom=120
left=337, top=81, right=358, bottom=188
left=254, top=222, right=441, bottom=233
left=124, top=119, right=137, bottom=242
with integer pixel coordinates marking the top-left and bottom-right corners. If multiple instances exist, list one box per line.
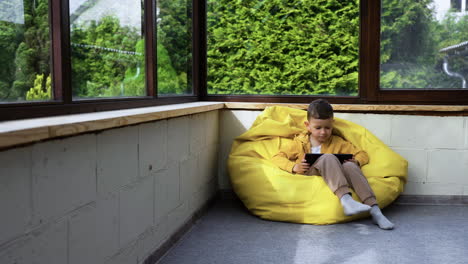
left=207, top=0, right=359, bottom=96
left=355, top=0, right=468, bottom=104
left=380, top=0, right=468, bottom=89
left=157, top=0, right=193, bottom=96
left=203, top=0, right=466, bottom=105
left=0, top=0, right=199, bottom=121
left=70, top=0, right=146, bottom=99
left=0, top=0, right=52, bottom=102
left=451, top=0, right=462, bottom=12
left=0, top=0, right=467, bottom=121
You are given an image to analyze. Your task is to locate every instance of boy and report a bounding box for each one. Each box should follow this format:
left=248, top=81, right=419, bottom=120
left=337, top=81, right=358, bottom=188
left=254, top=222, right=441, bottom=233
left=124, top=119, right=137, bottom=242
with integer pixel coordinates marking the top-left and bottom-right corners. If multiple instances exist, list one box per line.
left=272, top=99, right=394, bottom=230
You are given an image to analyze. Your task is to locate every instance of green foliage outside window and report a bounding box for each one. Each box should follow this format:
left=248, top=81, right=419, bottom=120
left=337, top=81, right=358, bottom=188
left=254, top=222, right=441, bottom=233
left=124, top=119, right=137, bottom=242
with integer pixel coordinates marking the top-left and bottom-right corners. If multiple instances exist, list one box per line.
left=0, top=0, right=191, bottom=101
left=157, top=42, right=185, bottom=94
left=1, top=0, right=467, bottom=102
left=70, top=16, right=146, bottom=98
left=381, top=0, right=468, bottom=89
left=26, top=74, right=51, bottom=100
left=207, top=0, right=468, bottom=93
left=70, top=0, right=193, bottom=97
left=0, top=0, right=50, bottom=101
left=207, top=0, right=360, bottom=95
left=157, top=0, right=192, bottom=94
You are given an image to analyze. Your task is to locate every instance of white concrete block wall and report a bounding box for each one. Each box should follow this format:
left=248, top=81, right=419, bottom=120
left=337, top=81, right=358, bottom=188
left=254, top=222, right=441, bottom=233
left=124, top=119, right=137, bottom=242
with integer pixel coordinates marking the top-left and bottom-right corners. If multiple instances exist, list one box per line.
left=180, top=157, right=198, bottom=203
left=427, top=150, right=468, bottom=185
left=392, top=148, right=427, bottom=183
left=386, top=115, right=467, bottom=195
left=154, top=164, right=180, bottom=222
left=33, top=220, right=68, bottom=263
left=464, top=118, right=468, bottom=148
left=95, top=193, right=119, bottom=261
left=32, top=134, right=97, bottom=225
left=219, top=110, right=468, bottom=196
left=206, top=110, right=219, bottom=146
left=0, top=148, right=31, bottom=246
left=167, top=116, right=190, bottom=164
left=390, top=116, right=464, bottom=149
left=190, top=114, right=206, bottom=156
left=97, top=126, right=139, bottom=196
left=0, top=236, right=32, bottom=263
left=190, top=178, right=218, bottom=214
left=119, top=176, right=154, bottom=248
left=0, top=110, right=219, bottom=264
left=335, top=113, right=392, bottom=143
left=139, top=120, right=167, bottom=178
left=69, top=205, right=97, bottom=264
left=0, top=219, right=68, bottom=264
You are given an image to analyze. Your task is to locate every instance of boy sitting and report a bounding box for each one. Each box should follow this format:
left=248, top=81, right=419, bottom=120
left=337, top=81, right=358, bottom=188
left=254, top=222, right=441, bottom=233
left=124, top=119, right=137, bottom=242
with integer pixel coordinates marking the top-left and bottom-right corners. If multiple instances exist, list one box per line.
left=271, top=99, right=394, bottom=230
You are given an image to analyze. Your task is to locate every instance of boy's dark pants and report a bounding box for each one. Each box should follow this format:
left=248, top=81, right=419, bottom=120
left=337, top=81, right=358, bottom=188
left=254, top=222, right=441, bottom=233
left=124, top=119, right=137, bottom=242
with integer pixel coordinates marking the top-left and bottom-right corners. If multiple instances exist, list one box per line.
left=306, top=154, right=377, bottom=206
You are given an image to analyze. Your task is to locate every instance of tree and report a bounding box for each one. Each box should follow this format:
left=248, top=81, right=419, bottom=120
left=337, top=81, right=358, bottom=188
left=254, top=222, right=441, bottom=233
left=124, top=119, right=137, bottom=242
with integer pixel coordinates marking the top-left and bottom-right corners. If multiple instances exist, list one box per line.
left=102, top=39, right=146, bottom=97
left=70, top=15, right=145, bottom=98
left=12, top=0, right=50, bottom=100
left=0, top=21, right=23, bottom=100
left=157, top=42, right=184, bottom=94
left=157, top=0, right=192, bottom=94
left=26, top=74, right=51, bottom=100
left=0, top=0, right=50, bottom=101
left=380, top=0, right=468, bottom=88
left=380, top=0, right=435, bottom=65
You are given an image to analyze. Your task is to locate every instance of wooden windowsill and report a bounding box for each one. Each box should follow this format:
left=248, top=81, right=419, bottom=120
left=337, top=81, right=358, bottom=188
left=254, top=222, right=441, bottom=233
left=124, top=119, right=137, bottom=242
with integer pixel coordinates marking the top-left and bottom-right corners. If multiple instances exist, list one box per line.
left=1, top=101, right=467, bottom=150
left=0, top=102, right=224, bottom=150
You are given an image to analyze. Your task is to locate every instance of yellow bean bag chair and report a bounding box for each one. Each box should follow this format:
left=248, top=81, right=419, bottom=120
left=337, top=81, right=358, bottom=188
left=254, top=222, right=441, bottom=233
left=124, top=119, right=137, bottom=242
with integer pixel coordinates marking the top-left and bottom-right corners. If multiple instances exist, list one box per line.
left=228, top=106, right=408, bottom=224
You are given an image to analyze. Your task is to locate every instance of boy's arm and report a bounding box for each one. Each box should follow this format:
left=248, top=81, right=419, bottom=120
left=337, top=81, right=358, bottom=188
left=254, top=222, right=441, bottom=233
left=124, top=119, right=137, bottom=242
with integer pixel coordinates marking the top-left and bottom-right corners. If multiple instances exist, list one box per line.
left=271, top=138, right=300, bottom=173
left=352, top=150, right=369, bottom=167
left=342, top=140, right=369, bottom=166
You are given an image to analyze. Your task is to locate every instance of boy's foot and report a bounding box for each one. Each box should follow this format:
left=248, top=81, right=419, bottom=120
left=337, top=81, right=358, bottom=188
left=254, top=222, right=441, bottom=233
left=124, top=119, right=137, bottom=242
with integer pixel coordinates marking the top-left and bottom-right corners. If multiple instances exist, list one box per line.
left=340, top=194, right=371, bottom=216
left=370, top=205, right=394, bottom=230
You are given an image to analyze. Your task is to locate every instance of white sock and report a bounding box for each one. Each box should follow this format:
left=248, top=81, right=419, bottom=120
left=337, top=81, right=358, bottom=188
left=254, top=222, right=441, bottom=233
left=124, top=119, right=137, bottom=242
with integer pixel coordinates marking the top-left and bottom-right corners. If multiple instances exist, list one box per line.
left=370, top=205, right=394, bottom=230
left=340, top=194, right=371, bottom=216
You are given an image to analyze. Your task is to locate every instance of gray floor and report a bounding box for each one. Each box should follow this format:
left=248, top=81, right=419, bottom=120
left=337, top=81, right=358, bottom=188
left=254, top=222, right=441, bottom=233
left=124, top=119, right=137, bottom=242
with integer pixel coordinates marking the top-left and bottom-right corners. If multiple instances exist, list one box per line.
left=157, top=199, right=468, bottom=264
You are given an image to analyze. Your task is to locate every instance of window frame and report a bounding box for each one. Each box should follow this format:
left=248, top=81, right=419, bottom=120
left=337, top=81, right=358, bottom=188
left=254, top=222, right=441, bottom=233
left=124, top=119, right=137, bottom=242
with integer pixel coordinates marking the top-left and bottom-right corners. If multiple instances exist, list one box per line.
left=363, top=0, right=468, bottom=105
left=0, top=0, right=201, bottom=121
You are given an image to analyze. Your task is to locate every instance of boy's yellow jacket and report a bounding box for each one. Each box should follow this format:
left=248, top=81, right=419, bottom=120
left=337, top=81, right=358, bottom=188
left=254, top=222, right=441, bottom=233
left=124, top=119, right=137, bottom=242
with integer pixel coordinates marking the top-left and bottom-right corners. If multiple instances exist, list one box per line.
left=271, top=132, right=369, bottom=173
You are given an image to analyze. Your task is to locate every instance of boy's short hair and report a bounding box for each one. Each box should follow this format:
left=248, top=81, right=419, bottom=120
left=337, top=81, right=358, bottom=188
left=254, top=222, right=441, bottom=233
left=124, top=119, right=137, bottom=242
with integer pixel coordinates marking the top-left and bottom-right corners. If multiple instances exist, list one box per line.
left=307, top=99, right=334, bottom=120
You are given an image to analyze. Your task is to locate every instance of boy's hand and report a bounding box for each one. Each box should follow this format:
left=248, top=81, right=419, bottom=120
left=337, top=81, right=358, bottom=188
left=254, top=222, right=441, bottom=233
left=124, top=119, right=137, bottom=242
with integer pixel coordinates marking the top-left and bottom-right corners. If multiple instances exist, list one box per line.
left=293, top=159, right=311, bottom=174
left=344, top=159, right=360, bottom=166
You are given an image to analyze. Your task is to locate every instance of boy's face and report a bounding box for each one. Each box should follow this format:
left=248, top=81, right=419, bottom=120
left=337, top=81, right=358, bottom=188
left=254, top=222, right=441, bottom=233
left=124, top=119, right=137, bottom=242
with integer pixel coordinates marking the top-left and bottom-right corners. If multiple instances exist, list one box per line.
left=304, top=118, right=333, bottom=143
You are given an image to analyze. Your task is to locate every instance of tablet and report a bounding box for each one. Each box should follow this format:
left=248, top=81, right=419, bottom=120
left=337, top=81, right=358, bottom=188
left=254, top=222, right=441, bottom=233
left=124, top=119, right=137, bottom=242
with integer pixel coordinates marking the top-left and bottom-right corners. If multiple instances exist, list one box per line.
left=304, top=153, right=353, bottom=165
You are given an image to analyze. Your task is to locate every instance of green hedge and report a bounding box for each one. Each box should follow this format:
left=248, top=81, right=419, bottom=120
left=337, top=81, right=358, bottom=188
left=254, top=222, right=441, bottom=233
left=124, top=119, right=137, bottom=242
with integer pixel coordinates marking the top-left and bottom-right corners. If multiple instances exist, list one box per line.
left=207, top=0, right=359, bottom=95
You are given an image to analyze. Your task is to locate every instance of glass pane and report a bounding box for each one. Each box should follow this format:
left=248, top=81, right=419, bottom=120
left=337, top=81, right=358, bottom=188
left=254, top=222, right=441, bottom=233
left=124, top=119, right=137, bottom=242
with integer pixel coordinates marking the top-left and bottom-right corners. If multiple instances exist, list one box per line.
left=380, top=0, right=468, bottom=89
left=451, top=0, right=461, bottom=12
left=157, top=0, right=193, bottom=95
left=0, top=0, right=52, bottom=102
left=70, top=0, right=146, bottom=99
left=207, top=0, right=359, bottom=96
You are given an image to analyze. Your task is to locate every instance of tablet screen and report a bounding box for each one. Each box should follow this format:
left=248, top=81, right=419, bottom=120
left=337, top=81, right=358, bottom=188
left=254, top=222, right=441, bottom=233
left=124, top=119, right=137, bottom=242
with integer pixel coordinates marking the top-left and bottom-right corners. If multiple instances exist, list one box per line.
left=305, top=154, right=353, bottom=164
